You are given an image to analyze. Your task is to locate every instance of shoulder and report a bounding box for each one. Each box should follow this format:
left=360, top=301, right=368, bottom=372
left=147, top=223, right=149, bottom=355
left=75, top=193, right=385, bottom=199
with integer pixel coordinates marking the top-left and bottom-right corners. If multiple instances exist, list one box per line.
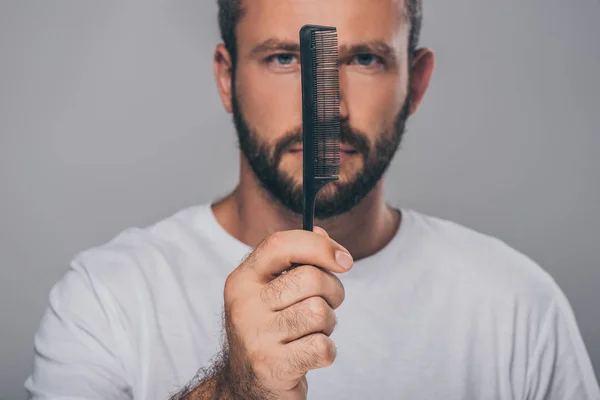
left=403, top=209, right=562, bottom=307
left=400, top=211, right=600, bottom=397
left=64, top=204, right=212, bottom=298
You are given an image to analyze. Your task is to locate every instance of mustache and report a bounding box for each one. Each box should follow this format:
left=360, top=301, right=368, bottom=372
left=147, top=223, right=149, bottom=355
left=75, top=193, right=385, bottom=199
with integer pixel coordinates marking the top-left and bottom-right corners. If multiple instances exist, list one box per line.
left=273, top=119, right=371, bottom=166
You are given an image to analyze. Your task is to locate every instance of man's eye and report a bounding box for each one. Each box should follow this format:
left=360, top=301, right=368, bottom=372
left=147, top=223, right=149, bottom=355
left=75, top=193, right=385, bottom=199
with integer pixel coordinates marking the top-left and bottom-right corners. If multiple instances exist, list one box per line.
left=269, top=54, right=298, bottom=65
left=352, top=54, right=383, bottom=67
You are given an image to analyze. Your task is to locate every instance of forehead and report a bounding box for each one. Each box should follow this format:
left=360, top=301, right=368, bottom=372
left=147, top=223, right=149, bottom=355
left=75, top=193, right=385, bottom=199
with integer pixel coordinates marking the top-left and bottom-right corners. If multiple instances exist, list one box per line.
left=236, top=0, right=408, bottom=49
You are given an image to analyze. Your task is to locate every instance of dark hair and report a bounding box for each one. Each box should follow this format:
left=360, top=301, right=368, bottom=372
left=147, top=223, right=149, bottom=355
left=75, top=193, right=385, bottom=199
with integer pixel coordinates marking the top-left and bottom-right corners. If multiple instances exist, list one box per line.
left=217, top=0, right=422, bottom=69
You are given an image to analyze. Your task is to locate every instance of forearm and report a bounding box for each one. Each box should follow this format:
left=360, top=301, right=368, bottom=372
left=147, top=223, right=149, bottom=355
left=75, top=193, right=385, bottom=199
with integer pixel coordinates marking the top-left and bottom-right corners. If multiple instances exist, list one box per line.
left=170, top=357, right=236, bottom=400
left=170, top=352, right=272, bottom=400
left=170, top=375, right=232, bottom=400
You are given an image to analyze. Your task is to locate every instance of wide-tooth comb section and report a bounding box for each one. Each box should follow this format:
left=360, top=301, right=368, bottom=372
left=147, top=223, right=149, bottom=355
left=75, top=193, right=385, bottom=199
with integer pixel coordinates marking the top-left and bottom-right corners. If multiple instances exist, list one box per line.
left=311, top=30, right=340, bottom=178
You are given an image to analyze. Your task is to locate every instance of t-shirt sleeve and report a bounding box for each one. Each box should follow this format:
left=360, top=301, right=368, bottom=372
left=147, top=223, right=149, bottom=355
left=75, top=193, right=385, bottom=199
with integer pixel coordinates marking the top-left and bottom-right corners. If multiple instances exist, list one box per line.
left=525, top=285, right=600, bottom=400
left=25, top=262, right=132, bottom=399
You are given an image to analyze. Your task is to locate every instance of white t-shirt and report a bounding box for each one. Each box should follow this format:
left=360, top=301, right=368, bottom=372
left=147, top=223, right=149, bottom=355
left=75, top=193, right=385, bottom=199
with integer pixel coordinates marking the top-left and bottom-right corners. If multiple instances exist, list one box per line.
left=26, top=203, right=600, bottom=399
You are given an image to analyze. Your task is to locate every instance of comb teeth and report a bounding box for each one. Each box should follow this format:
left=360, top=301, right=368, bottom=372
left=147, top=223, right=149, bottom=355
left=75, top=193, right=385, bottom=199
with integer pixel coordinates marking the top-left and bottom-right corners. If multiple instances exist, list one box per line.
left=310, top=30, right=341, bottom=178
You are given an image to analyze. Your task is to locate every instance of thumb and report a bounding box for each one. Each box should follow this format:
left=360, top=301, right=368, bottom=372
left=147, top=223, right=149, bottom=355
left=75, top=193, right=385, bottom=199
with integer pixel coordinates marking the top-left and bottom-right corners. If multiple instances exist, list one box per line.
left=313, top=226, right=329, bottom=238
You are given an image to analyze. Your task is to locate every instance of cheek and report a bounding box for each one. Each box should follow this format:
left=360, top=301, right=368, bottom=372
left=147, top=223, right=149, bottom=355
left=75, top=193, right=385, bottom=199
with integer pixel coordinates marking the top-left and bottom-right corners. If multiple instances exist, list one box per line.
left=235, top=64, right=303, bottom=139
left=343, top=71, right=407, bottom=136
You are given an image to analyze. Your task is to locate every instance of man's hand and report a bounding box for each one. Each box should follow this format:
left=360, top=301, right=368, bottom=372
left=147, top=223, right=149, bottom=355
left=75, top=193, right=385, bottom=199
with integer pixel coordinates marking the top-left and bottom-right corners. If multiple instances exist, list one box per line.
left=222, top=227, right=353, bottom=399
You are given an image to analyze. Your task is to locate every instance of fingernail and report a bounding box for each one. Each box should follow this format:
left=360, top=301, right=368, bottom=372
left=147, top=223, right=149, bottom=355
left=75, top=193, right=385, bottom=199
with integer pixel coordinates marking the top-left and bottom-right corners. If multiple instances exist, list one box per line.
left=335, top=250, right=354, bottom=270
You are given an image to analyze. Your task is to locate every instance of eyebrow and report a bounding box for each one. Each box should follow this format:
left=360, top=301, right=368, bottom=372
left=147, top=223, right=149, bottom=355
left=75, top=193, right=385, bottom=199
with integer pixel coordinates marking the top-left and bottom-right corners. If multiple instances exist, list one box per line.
left=249, top=38, right=300, bottom=59
left=339, top=41, right=398, bottom=65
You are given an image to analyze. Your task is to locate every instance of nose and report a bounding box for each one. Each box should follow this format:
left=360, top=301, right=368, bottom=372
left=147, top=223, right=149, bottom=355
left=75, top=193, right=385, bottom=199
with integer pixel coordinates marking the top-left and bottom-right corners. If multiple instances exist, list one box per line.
left=339, top=67, right=349, bottom=120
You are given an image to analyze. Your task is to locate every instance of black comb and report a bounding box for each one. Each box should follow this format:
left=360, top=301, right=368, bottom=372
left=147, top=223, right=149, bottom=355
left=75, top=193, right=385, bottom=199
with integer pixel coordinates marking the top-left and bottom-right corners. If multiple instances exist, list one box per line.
left=299, top=25, right=341, bottom=231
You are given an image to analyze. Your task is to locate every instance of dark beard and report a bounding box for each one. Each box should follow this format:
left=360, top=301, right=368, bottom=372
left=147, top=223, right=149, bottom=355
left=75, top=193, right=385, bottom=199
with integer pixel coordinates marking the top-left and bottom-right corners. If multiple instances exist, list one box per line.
left=231, top=86, right=410, bottom=220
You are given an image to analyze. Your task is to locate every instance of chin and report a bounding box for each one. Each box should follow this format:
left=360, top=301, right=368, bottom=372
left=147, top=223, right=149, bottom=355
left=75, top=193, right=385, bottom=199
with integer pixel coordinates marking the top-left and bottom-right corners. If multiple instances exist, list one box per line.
left=314, top=183, right=339, bottom=200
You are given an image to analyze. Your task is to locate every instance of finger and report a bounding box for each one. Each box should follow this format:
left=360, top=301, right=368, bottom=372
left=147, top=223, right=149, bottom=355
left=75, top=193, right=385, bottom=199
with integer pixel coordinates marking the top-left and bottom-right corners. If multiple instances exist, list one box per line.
left=277, top=333, right=337, bottom=381
left=270, top=296, right=337, bottom=343
left=261, top=265, right=345, bottom=311
left=287, top=226, right=328, bottom=272
left=313, top=226, right=329, bottom=238
left=242, top=230, right=353, bottom=282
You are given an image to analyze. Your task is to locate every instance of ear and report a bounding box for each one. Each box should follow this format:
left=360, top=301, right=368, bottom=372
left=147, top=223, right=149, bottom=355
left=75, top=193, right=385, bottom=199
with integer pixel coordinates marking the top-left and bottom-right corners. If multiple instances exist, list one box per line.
left=407, top=48, right=435, bottom=116
left=214, top=44, right=234, bottom=113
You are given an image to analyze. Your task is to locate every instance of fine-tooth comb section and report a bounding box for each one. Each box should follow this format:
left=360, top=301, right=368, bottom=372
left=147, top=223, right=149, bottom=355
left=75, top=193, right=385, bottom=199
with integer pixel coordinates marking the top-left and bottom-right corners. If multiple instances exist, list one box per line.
left=311, top=29, right=341, bottom=178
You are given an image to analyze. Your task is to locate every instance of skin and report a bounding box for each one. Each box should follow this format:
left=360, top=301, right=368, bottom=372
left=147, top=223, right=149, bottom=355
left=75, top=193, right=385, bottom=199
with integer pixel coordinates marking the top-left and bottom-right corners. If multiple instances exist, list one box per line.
left=178, top=0, right=435, bottom=398
left=220, top=228, right=353, bottom=399
left=213, top=0, right=434, bottom=260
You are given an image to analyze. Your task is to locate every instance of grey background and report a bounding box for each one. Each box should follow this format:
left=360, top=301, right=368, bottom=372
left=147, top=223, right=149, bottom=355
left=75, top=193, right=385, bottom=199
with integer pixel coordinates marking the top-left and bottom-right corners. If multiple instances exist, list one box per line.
left=1, top=0, right=599, bottom=398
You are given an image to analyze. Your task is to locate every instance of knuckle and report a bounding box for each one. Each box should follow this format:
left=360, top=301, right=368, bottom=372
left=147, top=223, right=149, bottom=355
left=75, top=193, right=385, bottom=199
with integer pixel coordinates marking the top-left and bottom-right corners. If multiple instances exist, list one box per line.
left=264, top=231, right=284, bottom=249
left=306, top=297, right=328, bottom=324
left=302, top=265, right=324, bottom=287
left=326, top=273, right=345, bottom=309
left=314, top=334, right=336, bottom=366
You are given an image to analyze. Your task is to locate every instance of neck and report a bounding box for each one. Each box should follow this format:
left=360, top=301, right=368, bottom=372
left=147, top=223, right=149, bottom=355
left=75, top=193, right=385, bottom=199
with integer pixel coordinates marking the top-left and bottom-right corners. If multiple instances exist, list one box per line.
left=211, top=155, right=401, bottom=261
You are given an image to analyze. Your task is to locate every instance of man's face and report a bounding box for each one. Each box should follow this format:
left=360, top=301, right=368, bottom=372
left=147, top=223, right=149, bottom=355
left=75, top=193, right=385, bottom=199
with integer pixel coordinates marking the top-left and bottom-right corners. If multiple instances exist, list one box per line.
left=229, top=0, right=412, bottom=218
